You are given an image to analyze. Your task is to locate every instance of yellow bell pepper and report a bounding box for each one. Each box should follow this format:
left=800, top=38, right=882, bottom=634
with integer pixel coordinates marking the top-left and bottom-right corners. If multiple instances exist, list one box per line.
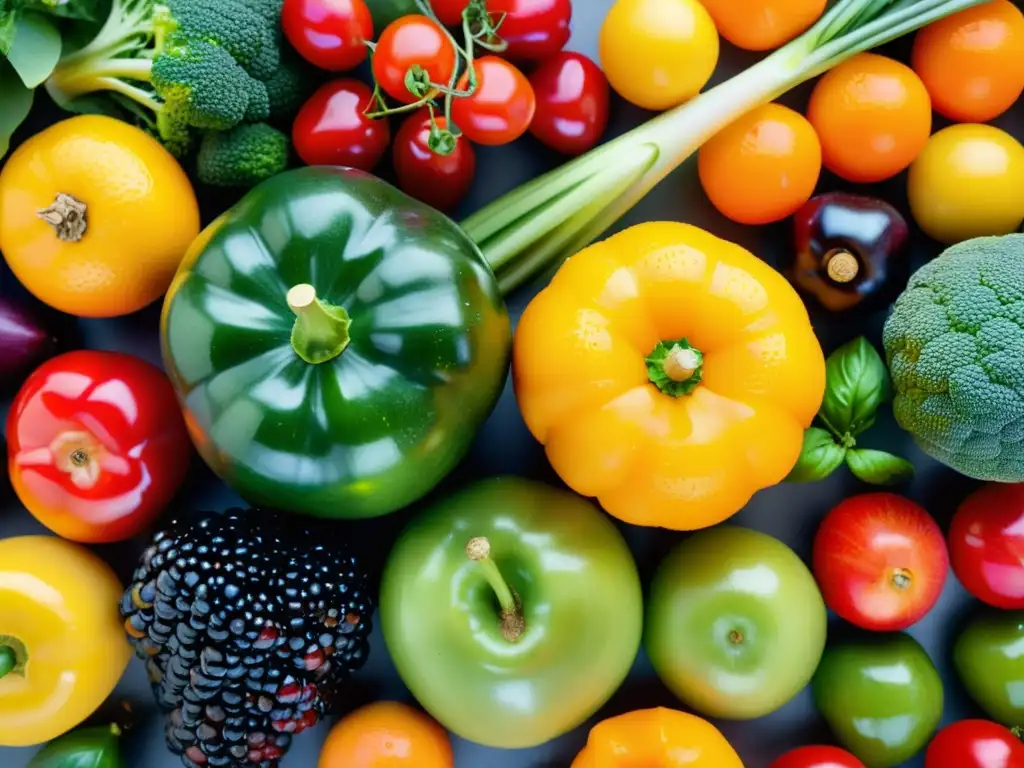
left=513, top=222, right=825, bottom=530
left=571, top=707, right=744, bottom=767
left=0, top=536, right=130, bottom=746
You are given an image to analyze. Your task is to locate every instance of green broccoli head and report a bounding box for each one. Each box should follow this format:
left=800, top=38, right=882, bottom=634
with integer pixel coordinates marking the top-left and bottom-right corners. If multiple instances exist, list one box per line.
left=153, top=39, right=257, bottom=130
left=196, top=122, right=290, bottom=187
left=264, top=48, right=320, bottom=122
left=883, top=234, right=1024, bottom=482
left=159, top=0, right=279, bottom=80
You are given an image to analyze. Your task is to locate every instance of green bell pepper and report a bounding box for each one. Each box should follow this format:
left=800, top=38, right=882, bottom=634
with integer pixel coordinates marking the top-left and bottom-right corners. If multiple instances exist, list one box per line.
left=29, top=724, right=121, bottom=768
left=955, top=610, right=1024, bottom=727
left=161, top=167, right=511, bottom=519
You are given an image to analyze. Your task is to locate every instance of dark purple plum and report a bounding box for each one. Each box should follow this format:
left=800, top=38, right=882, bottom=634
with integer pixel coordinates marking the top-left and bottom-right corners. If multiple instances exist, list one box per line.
left=0, top=297, right=60, bottom=389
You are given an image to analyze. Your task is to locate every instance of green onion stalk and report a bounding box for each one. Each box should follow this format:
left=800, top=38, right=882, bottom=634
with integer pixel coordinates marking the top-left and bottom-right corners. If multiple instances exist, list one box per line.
left=462, top=0, right=988, bottom=295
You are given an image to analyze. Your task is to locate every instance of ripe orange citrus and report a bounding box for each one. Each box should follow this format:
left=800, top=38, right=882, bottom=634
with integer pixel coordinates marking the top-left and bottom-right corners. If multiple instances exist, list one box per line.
left=0, top=115, right=200, bottom=318
left=699, top=0, right=827, bottom=51
left=317, top=701, right=453, bottom=768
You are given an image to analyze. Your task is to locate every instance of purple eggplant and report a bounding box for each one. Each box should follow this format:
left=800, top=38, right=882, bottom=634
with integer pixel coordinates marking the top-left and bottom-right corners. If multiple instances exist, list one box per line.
left=0, top=297, right=60, bottom=388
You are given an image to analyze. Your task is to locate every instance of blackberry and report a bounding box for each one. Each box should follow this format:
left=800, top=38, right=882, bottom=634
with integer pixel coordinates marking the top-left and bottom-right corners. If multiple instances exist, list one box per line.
left=121, top=508, right=374, bottom=768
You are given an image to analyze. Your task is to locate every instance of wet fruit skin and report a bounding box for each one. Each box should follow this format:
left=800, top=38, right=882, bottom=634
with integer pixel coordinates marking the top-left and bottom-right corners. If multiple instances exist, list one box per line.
left=924, top=719, right=1024, bottom=768
left=954, top=610, right=1024, bottom=727
left=949, top=483, right=1024, bottom=610
left=812, top=493, right=949, bottom=632
left=813, top=632, right=943, bottom=768
left=645, top=526, right=827, bottom=719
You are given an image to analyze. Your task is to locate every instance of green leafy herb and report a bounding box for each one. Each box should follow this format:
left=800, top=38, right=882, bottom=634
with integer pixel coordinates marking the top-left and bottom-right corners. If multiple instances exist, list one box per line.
left=0, top=55, right=34, bottom=156
left=7, top=11, right=61, bottom=87
left=788, top=336, right=912, bottom=486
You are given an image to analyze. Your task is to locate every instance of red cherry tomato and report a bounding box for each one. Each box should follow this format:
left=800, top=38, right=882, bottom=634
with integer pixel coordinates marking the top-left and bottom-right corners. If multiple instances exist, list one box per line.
left=430, top=0, right=470, bottom=25
left=813, top=493, right=949, bottom=632
left=292, top=79, right=390, bottom=170
left=393, top=110, right=476, bottom=213
left=528, top=51, right=610, bottom=156
left=770, top=745, right=866, bottom=768
left=372, top=15, right=457, bottom=104
left=925, top=719, right=1024, bottom=768
left=281, top=0, right=373, bottom=72
left=6, top=350, right=191, bottom=544
left=949, top=483, right=1024, bottom=610
left=451, top=56, right=535, bottom=146
left=491, top=0, right=572, bottom=61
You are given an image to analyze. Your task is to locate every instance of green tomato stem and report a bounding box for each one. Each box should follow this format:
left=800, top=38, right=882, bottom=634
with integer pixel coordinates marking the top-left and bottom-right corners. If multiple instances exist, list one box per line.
left=287, top=284, right=352, bottom=365
left=0, top=645, right=14, bottom=680
left=466, top=537, right=525, bottom=642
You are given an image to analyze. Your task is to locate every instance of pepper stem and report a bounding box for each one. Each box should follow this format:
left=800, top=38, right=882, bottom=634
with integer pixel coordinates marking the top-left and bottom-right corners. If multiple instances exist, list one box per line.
left=37, top=193, right=88, bottom=242
left=824, top=249, right=859, bottom=284
left=645, top=338, right=704, bottom=397
left=287, top=284, right=352, bottom=365
left=0, top=646, right=14, bottom=680
left=466, top=537, right=525, bottom=642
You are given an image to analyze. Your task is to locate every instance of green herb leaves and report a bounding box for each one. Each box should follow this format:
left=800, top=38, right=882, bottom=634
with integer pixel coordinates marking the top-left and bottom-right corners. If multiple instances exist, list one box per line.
left=787, top=337, right=912, bottom=486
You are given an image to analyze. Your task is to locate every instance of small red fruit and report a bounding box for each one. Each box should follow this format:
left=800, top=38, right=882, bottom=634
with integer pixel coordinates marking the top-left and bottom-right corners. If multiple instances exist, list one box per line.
left=282, top=0, right=373, bottom=72
left=949, top=483, right=1024, bottom=610
left=528, top=51, right=610, bottom=156
left=292, top=79, right=390, bottom=170
left=925, top=719, right=1024, bottom=768
left=770, top=745, right=866, bottom=768
left=393, top=111, right=476, bottom=212
left=451, top=56, right=536, bottom=146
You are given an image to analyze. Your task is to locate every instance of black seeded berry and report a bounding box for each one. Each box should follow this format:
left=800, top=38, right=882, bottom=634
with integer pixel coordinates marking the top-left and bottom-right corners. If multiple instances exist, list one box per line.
left=121, top=508, right=374, bottom=768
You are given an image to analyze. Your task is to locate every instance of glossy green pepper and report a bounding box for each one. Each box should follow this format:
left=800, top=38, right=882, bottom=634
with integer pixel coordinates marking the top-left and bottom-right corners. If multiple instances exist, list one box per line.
left=29, top=724, right=121, bottom=767
left=161, top=167, right=511, bottom=519
left=813, top=632, right=943, bottom=768
left=379, top=477, right=643, bottom=748
left=954, top=610, right=1024, bottom=726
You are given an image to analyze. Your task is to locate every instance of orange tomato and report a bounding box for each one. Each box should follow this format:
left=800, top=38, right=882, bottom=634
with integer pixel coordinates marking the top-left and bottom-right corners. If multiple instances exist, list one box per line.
left=912, top=0, right=1024, bottom=123
left=571, top=707, right=744, bottom=767
left=513, top=222, right=825, bottom=531
left=699, top=0, right=826, bottom=51
left=697, top=103, right=822, bottom=225
left=807, top=53, right=932, bottom=184
left=318, top=701, right=453, bottom=768
left=0, top=115, right=200, bottom=318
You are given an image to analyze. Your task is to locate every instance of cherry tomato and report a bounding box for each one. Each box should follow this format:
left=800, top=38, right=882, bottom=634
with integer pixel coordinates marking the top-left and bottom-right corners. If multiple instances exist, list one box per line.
left=292, top=79, right=391, bottom=170
left=925, top=719, right=1024, bottom=768
left=393, top=110, right=476, bottom=212
left=372, top=15, right=457, bottom=104
left=599, top=0, right=719, bottom=111
left=699, top=0, right=826, bottom=51
left=813, top=493, right=949, bottom=632
left=807, top=52, right=932, bottom=184
left=430, top=0, right=470, bottom=26
left=697, top=102, right=821, bottom=225
left=770, top=745, right=866, bottom=768
left=6, top=350, right=191, bottom=544
left=282, top=0, right=373, bottom=71
left=451, top=55, right=535, bottom=146
left=949, top=484, right=1024, bottom=610
left=912, top=1, right=1024, bottom=123
left=527, top=52, right=610, bottom=156
left=490, top=0, right=572, bottom=61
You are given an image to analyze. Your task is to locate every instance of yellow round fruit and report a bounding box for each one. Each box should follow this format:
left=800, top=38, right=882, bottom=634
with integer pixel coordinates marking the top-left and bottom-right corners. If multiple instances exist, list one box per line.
left=0, top=115, right=200, bottom=318
left=907, top=123, right=1024, bottom=245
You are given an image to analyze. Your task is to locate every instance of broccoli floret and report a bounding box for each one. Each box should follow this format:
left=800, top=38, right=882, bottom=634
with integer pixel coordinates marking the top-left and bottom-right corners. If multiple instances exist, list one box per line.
left=152, top=39, right=256, bottom=129
left=882, top=234, right=1024, bottom=482
left=196, top=122, right=290, bottom=188
left=264, top=48, right=319, bottom=121
left=161, top=0, right=279, bottom=80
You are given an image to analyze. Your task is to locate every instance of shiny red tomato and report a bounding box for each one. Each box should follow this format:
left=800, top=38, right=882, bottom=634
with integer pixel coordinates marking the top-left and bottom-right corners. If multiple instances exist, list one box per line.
left=492, top=0, right=571, bottom=61
left=770, top=745, right=866, bottom=768
left=393, top=110, right=476, bottom=212
left=372, top=15, right=457, bottom=104
left=451, top=56, right=535, bottom=145
left=949, top=483, right=1024, bottom=610
left=813, top=493, right=949, bottom=632
left=292, top=79, right=390, bottom=170
left=925, top=720, right=1024, bottom=768
left=6, top=350, right=191, bottom=544
left=281, top=0, right=373, bottom=71
left=528, top=51, right=609, bottom=156
left=430, top=0, right=470, bottom=25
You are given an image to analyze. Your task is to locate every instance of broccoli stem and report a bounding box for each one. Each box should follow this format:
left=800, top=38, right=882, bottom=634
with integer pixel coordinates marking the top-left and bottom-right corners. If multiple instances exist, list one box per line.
left=48, top=58, right=156, bottom=106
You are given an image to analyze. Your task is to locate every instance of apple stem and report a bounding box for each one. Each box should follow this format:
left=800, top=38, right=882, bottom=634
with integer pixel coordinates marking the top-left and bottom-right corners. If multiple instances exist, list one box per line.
left=466, top=537, right=525, bottom=642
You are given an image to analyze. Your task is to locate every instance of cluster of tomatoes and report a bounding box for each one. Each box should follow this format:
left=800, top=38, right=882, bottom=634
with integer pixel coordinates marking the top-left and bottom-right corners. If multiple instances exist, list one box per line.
left=281, top=0, right=610, bottom=213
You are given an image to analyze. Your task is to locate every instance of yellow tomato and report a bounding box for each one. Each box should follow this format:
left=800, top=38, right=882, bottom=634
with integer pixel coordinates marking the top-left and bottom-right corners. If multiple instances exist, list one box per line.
left=599, top=0, right=719, bottom=111
left=0, top=115, right=199, bottom=318
left=907, top=123, right=1024, bottom=245
left=0, top=536, right=130, bottom=746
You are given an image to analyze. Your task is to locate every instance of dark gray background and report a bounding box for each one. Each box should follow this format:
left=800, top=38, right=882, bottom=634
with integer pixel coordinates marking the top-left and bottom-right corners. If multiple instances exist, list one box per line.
left=2, top=0, right=1022, bottom=765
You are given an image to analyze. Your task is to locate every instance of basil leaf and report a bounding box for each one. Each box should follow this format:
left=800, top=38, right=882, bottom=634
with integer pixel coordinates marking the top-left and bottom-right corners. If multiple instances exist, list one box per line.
left=0, top=56, right=34, bottom=157
left=785, top=427, right=847, bottom=483
left=0, top=2, right=19, bottom=55
left=821, top=337, right=889, bottom=438
left=846, top=449, right=915, bottom=486
left=7, top=10, right=60, bottom=87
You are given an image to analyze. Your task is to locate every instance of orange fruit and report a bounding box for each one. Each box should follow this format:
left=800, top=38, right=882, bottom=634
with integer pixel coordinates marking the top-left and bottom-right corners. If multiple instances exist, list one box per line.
left=697, top=102, right=822, bottom=225
left=807, top=53, right=932, bottom=184
left=699, top=0, right=827, bottom=51
left=912, top=0, right=1024, bottom=123
left=0, top=115, right=200, bottom=318
left=318, top=701, right=453, bottom=768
